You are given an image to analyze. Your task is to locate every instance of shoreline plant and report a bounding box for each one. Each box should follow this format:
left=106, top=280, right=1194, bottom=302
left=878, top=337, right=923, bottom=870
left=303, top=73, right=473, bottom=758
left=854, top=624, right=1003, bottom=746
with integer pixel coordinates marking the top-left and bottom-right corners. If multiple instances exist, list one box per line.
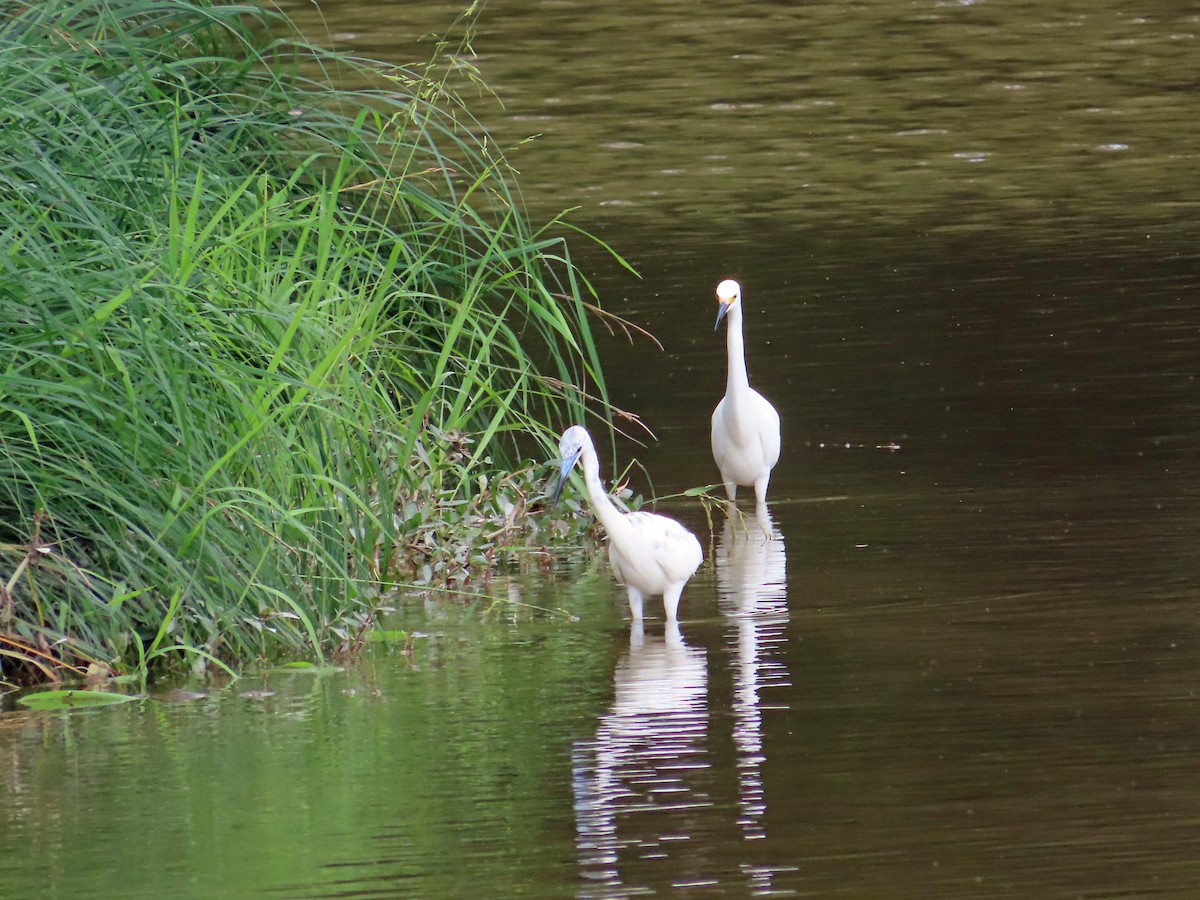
left=0, top=0, right=621, bottom=684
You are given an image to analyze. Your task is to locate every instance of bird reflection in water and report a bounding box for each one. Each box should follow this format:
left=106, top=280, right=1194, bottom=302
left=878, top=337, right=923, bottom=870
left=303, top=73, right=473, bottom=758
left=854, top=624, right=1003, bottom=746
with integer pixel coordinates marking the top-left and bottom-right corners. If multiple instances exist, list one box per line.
left=573, top=619, right=710, bottom=897
left=716, top=503, right=790, bottom=843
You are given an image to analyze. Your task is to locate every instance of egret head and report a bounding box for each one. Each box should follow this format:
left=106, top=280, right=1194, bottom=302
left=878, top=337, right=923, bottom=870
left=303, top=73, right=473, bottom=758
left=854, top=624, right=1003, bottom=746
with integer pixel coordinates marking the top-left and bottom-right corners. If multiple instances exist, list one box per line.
left=553, top=425, right=589, bottom=504
left=714, top=278, right=742, bottom=329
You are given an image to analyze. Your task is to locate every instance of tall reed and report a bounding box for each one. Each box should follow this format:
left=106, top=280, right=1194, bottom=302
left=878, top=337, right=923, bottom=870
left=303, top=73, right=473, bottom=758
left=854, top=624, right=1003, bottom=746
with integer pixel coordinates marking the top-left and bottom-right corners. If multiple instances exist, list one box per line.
left=0, top=0, right=613, bottom=682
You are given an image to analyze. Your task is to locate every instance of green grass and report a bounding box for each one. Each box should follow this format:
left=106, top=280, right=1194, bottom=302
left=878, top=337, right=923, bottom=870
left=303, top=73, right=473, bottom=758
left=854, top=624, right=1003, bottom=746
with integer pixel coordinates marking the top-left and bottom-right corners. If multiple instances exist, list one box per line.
left=0, top=0, right=618, bottom=683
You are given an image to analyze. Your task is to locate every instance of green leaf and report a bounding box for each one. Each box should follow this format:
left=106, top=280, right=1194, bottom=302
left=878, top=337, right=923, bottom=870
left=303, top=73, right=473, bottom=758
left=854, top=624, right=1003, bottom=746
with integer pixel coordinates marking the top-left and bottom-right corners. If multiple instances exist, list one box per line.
left=272, top=662, right=342, bottom=675
left=367, top=629, right=410, bottom=642
left=18, top=690, right=137, bottom=710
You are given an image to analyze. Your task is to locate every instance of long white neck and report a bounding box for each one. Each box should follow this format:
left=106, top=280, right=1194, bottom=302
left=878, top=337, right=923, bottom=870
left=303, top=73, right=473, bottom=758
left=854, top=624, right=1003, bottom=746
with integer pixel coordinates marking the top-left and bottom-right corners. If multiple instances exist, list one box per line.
left=580, top=440, right=633, bottom=539
left=725, top=301, right=752, bottom=399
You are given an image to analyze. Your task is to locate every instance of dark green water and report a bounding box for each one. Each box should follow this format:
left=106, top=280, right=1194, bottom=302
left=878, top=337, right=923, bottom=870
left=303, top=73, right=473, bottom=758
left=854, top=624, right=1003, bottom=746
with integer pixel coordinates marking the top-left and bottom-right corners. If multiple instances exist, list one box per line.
left=4, top=0, right=1200, bottom=896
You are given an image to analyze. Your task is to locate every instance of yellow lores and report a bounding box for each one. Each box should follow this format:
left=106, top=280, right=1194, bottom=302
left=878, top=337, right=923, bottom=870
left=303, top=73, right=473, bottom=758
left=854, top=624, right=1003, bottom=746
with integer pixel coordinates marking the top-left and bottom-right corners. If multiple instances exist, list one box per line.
left=554, top=425, right=703, bottom=623
left=711, top=279, right=781, bottom=504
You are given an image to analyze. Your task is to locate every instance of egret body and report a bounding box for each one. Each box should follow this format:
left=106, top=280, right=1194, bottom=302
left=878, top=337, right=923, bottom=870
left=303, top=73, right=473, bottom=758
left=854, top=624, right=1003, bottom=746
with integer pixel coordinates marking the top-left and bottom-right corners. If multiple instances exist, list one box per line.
left=554, top=425, right=703, bottom=622
left=711, top=279, right=781, bottom=503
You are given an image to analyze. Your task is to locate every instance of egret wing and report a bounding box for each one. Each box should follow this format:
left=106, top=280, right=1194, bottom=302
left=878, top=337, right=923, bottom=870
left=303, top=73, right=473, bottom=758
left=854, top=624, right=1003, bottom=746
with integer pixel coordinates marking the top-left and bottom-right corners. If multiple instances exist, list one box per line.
left=620, top=511, right=703, bottom=588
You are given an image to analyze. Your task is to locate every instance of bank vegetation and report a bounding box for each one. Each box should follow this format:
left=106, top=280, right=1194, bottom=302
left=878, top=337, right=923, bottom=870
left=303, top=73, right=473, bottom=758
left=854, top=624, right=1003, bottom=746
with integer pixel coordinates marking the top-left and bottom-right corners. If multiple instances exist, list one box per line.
left=0, top=0, right=619, bottom=684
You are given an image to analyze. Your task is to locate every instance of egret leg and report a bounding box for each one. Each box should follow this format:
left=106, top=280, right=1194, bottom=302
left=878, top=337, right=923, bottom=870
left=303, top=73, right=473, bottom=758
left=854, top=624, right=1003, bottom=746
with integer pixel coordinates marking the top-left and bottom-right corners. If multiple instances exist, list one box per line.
left=630, top=617, right=645, bottom=648
left=753, top=473, right=770, bottom=504
left=626, top=586, right=645, bottom=621
left=664, top=619, right=683, bottom=647
left=723, top=479, right=738, bottom=502
left=662, top=583, right=684, bottom=623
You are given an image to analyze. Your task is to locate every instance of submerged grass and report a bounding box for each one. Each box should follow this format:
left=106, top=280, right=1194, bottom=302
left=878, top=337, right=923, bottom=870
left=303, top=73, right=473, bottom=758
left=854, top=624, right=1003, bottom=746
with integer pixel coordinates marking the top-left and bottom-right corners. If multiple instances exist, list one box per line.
left=0, top=0, right=621, bottom=684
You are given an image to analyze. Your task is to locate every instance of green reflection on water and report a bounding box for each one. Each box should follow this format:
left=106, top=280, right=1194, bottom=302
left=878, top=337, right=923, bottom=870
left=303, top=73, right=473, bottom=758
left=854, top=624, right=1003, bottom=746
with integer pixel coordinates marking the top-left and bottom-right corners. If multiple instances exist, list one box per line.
left=288, top=0, right=1199, bottom=240
left=0, top=578, right=628, bottom=898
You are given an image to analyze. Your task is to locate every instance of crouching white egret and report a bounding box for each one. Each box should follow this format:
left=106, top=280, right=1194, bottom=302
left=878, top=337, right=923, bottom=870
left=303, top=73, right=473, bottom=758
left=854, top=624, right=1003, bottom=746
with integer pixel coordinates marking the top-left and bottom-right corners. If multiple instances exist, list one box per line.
left=554, top=425, right=703, bottom=622
left=711, top=279, right=781, bottom=503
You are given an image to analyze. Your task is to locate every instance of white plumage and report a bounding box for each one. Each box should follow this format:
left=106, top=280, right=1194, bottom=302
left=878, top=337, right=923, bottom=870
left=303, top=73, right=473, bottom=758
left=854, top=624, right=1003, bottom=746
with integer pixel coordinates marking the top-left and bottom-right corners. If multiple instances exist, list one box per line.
left=711, top=279, right=781, bottom=503
left=554, top=425, right=703, bottom=622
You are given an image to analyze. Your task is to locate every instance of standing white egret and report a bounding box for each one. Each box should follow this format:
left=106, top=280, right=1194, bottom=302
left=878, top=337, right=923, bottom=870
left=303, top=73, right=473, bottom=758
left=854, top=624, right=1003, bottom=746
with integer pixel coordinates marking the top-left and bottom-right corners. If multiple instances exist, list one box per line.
left=554, top=425, right=703, bottom=622
left=711, top=279, right=781, bottom=503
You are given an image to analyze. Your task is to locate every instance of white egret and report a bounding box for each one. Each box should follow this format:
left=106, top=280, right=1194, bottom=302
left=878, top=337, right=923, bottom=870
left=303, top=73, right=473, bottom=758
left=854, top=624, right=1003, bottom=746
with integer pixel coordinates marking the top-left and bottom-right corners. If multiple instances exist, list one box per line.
left=554, top=425, right=703, bottom=622
left=711, top=279, right=781, bottom=503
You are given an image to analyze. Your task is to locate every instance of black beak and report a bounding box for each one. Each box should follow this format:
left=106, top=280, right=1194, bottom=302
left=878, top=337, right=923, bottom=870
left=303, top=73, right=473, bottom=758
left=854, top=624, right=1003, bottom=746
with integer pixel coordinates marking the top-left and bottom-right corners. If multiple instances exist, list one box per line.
left=552, top=448, right=582, bottom=505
